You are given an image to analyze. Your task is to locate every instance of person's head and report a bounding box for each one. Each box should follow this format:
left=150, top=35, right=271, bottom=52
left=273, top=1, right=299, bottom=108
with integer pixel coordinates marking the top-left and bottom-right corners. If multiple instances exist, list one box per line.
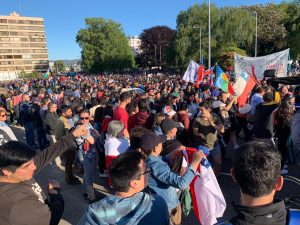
left=130, top=127, right=151, bottom=151
left=79, top=109, right=90, bottom=125
left=199, top=99, right=213, bottom=118
left=120, top=91, right=131, bottom=106
left=179, top=101, right=188, bottom=111
left=140, top=132, right=165, bottom=156
left=22, top=94, right=30, bottom=102
left=219, top=92, right=230, bottom=103
left=280, top=85, right=289, bottom=95
left=110, top=151, right=148, bottom=194
left=0, top=141, right=37, bottom=182
left=161, top=118, right=177, bottom=138
left=255, top=85, right=265, bottom=95
left=107, top=120, right=124, bottom=138
left=47, top=102, right=57, bottom=113
left=278, top=101, right=295, bottom=122
left=0, top=109, right=7, bottom=122
left=154, top=113, right=165, bottom=126
left=263, top=91, right=274, bottom=103
left=41, top=97, right=51, bottom=106
left=188, top=93, right=195, bottom=103
left=231, top=142, right=283, bottom=201
left=60, top=105, right=72, bottom=119
left=137, top=99, right=149, bottom=113
left=74, top=106, right=83, bottom=115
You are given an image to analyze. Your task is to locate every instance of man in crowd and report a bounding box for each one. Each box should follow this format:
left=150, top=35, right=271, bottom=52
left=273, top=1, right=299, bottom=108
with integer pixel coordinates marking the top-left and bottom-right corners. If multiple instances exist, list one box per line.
left=44, top=102, right=59, bottom=144
left=0, top=125, right=88, bottom=225
left=192, top=99, right=224, bottom=176
left=254, top=87, right=280, bottom=147
left=113, top=91, right=131, bottom=138
left=55, top=105, right=80, bottom=185
left=230, top=141, right=286, bottom=225
left=19, top=93, right=37, bottom=148
left=78, top=151, right=169, bottom=225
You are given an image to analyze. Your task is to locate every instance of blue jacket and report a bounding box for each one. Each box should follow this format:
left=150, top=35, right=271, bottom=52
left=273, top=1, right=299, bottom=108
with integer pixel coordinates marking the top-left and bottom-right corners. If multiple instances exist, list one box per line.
left=146, top=155, right=196, bottom=211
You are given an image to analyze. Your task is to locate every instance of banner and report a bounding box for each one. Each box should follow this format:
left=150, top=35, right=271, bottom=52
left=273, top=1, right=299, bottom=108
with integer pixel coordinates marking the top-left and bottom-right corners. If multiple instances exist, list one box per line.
left=234, top=49, right=289, bottom=80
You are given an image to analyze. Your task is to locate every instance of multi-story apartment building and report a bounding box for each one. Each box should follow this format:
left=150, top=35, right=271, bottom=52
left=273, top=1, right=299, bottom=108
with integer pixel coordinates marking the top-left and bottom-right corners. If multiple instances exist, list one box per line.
left=129, top=36, right=141, bottom=55
left=0, top=12, right=49, bottom=80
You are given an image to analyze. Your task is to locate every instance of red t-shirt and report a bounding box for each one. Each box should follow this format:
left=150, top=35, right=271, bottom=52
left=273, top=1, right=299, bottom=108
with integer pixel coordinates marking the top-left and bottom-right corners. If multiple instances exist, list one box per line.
left=113, top=106, right=129, bottom=129
left=101, top=117, right=113, bottom=132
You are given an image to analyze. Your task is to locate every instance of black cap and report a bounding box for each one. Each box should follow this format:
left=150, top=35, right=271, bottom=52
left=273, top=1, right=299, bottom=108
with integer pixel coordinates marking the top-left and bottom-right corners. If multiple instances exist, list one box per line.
left=140, top=132, right=165, bottom=151
left=161, top=119, right=177, bottom=134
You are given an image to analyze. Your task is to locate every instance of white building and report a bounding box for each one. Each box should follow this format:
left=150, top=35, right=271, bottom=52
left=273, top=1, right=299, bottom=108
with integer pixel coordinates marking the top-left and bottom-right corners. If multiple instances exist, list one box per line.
left=129, top=36, right=141, bottom=55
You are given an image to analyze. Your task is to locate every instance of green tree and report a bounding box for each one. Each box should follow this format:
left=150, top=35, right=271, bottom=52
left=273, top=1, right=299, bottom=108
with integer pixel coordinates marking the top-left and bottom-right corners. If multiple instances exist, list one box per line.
left=54, top=60, right=65, bottom=72
left=76, top=17, right=134, bottom=73
left=18, top=70, right=40, bottom=79
left=139, top=26, right=176, bottom=68
left=172, top=4, right=255, bottom=71
left=243, top=4, right=288, bottom=56
left=279, top=0, right=300, bottom=58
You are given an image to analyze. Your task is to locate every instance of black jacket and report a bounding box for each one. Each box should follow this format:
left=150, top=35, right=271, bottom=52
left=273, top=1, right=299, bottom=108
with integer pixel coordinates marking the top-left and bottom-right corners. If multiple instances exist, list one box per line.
left=44, top=110, right=59, bottom=135
left=230, top=200, right=287, bottom=225
left=0, top=133, right=76, bottom=225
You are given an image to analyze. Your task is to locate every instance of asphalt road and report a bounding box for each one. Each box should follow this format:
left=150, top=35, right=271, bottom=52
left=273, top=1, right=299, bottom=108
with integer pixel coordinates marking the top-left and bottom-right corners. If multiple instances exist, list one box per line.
left=10, top=125, right=300, bottom=225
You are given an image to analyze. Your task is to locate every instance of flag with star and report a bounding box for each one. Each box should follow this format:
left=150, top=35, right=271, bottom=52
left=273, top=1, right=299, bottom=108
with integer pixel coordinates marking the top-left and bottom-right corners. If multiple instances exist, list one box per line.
left=233, top=67, right=257, bottom=107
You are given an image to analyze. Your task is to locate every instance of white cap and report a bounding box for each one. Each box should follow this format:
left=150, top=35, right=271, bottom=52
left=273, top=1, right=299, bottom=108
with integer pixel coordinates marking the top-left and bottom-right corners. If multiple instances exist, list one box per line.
left=212, top=100, right=226, bottom=109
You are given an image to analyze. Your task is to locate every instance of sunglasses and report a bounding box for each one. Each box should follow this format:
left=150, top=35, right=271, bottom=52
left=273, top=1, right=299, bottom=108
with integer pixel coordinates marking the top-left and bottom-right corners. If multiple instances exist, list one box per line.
left=80, top=117, right=89, bottom=120
left=1, top=114, right=7, bottom=117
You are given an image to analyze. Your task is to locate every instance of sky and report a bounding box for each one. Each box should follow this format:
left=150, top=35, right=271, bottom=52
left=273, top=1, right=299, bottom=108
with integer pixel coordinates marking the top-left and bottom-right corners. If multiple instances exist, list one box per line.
left=1, top=0, right=282, bottom=60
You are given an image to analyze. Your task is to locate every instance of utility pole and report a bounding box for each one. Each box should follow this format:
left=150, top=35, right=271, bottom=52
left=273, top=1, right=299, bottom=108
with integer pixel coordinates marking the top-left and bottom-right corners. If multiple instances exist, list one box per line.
left=154, top=44, right=157, bottom=67
left=254, top=11, right=258, bottom=57
left=208, top=0, right=211, bottom=68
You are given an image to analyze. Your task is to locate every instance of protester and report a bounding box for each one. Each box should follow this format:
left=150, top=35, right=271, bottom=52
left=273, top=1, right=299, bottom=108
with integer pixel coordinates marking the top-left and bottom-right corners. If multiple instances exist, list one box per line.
left=0, top=109, right=17, bottom=144
left=55, top=105, right=80, bottom=185
left=44, top=102, right=59, bottom=144
left=0, top=125, right=88, bottom=225
left=230, top=141, right=285, bottom=225
left=78, top=151, right=169, bottom=225
left=141, top=131, right=204, bottom=225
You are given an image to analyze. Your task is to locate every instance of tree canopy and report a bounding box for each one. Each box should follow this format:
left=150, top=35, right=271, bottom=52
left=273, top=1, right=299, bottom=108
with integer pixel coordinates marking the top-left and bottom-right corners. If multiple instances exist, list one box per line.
left=76, top=17, right=135, bottom=73
left=54, top=60, right=65, bottom=72
left=139, top=26, right=176, bottom=68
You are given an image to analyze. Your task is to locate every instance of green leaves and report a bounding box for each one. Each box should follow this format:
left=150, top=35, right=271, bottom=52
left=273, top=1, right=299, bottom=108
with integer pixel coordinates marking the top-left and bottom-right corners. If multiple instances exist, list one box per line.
left=76, top=17, right=134, bottom=73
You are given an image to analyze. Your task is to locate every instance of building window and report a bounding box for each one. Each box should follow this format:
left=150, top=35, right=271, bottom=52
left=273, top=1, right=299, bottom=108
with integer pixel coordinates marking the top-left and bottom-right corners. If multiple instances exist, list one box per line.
left=0, top=19, right=7, bottom=23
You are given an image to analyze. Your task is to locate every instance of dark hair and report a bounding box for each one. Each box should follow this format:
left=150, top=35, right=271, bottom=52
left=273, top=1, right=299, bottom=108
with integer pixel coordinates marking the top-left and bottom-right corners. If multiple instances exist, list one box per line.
left=120, top=91, right=131, bottom=102
left=47, top=102, right=56, bottom=110
left=137, top=99, right=149, bottom=112
left=233, top=141, right=281, bottom=197
left=0, top=141, right=37, bottom=175
left=74, top=106, right=83, bottom=114
left=103, top=105, right=114, bottom=118
left=255, top=86, right=264, bottom=94
left=263, top=91, right=274, bottom=102
left=60, top=105, right=72, bottom=114
left=179, top=101, right=188, bottom=111
left=130, top=127, right=151, bottom=150
left=278, top=101, right=294, bottom=123
left=79, top=109, right=90, bottom=116
left=41, top=97, right=50, bottom=105
left=109, top=151, right=145, bottom=192
left=199, top=98, right=213, bottom=109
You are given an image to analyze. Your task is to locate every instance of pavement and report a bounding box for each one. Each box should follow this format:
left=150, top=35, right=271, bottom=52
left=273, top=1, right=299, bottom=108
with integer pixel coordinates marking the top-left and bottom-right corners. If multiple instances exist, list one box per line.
left=11, top=125, right=300, bottom=225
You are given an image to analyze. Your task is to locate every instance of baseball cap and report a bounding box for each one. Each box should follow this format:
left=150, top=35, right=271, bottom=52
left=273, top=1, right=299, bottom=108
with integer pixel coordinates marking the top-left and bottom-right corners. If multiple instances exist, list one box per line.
left=140, top=132, right=165, bottom=151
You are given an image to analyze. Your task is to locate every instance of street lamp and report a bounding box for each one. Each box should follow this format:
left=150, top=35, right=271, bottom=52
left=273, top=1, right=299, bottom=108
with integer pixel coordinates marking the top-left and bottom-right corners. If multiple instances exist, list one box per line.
left=253, top=11, right=258, bottom=57
left=192, top=26, right=202, bottom=61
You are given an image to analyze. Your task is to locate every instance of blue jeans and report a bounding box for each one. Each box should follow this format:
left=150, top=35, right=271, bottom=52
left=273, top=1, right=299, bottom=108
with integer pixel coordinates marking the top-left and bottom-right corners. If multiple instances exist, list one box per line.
left=80, top=151, right=98, bottom=200
left=36, top=126, right=49, bottom=149
left=23, top=122, right=35, bottom=146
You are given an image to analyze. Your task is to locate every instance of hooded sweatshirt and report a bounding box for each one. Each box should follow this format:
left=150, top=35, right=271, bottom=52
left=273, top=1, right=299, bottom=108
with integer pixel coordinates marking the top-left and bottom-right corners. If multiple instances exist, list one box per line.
left=77, top=191, right=169, bottom=225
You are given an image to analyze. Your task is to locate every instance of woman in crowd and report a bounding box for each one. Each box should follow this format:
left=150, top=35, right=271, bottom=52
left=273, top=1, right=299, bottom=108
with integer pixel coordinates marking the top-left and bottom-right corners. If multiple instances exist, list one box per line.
left=76, top=109, right=99, bottom=203
left=104, top=120, right=130, bottom=188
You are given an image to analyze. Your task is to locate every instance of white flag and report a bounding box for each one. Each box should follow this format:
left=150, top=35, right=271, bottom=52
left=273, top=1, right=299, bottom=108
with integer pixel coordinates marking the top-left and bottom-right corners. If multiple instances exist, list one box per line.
left=183, top=60, right=199, bottom=83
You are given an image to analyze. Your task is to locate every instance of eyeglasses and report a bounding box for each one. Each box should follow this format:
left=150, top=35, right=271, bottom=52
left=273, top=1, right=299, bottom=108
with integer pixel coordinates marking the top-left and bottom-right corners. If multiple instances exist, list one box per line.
left=134, top=170, right=150, bottom=179
left=80, top=117, right=89, bottom=120
left=1, top=114, right=7, bottom=117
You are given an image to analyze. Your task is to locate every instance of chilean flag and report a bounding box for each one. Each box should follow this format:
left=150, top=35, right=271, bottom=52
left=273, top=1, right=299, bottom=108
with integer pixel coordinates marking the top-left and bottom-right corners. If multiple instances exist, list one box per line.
left=182, top=148, right=226, bottom=225
left=233, top=68, right=257, bottom=107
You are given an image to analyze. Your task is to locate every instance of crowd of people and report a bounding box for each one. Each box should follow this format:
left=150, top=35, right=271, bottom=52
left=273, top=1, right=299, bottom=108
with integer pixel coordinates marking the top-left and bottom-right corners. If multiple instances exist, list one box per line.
left=0, top=72, right=299, bottom=225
